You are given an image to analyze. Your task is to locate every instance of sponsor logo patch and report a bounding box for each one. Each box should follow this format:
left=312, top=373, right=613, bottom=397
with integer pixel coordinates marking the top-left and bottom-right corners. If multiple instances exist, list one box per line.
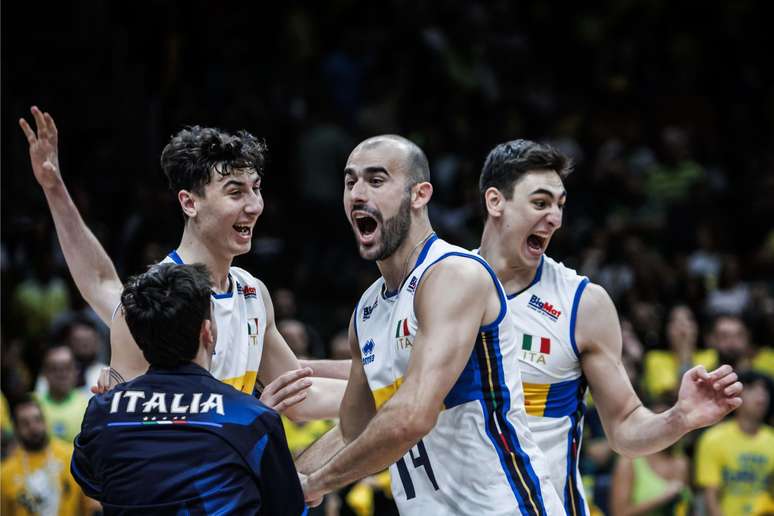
left=528, top=295, right=561, bottom=321
left=362, top=339, right=376, bottom=365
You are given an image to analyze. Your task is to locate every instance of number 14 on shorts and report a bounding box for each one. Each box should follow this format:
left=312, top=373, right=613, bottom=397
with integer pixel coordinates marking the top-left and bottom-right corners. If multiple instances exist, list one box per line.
left=395, top=439, right=439, bottom=499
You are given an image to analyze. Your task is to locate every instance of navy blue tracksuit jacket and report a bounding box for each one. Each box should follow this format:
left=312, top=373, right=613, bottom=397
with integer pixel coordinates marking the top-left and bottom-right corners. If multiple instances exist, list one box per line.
left=71, top=363, right=307, bottom=515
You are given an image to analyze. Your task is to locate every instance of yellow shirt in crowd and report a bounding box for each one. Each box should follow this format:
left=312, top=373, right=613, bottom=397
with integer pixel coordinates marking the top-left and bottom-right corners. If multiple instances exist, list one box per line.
left=1, top=439, right=88, bottom=516
left=35, top=391, right=90, bottom=444
left=696, top=421, right=774, bottom=516
left=643, top=349, right=718, bottom=398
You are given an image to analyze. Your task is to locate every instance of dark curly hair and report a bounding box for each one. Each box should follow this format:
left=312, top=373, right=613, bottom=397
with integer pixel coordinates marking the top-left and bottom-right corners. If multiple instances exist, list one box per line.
left=479, top=139, right=573, bottom=219
left=121, top=263, right=213, bottom=368
left=160, top=126, right=268, bottom=196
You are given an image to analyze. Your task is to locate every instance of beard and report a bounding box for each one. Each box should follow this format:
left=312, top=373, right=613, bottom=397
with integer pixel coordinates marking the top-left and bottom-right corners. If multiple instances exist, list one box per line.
left=356, top=193, right=412, bottom=262
left=18, top=431, right=48, bottom=452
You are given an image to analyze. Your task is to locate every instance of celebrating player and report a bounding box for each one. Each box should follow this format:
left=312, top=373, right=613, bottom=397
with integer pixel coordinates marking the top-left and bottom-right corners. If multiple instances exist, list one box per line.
left=476, top=139, right=743, bottom=514
left=297, top=135, right=563, bottom=515
left=19, top=106, right=344, bottom=420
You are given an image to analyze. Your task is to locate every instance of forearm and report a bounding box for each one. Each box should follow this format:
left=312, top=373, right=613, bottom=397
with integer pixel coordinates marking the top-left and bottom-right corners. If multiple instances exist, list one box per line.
left=610, top=405, right=687, bottom=457
left=703, top=488, right=722, bottom=516
left=301, top=359, right=351, bottom=380
left=288, top=377, right=346, bottom=421
left=308, top=403, right=423, bottom=496
left=295, top=425, right=346, bottom=474
left=43, top=181, right=121, bottom=322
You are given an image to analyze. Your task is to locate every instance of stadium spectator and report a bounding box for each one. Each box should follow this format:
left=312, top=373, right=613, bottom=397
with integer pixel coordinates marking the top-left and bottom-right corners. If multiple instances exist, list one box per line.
left=695, top=371, right=774, bottom=516
left=1, top=395, right=94, bottom=515
left=36, top=344, right=89, bottom=443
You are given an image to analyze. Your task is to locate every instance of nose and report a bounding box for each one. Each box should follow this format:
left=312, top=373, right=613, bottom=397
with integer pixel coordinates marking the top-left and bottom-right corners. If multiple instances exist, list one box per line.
left=245, top=189, right=264, bottom=215
left=349, top=177, right=369, bottom=204
left=547, top=205, right=563, bottom=229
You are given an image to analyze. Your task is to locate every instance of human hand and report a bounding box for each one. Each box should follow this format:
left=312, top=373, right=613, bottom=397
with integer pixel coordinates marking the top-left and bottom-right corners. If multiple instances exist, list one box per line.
left=90, top=367, right=115, bottom=395
left=299, top=472, right=324, bottom=507
left=259, top=367, right=313, bottom=413
left=675, top=364, right=742, bottom=431
left=19, top=106, right=62, bottom=191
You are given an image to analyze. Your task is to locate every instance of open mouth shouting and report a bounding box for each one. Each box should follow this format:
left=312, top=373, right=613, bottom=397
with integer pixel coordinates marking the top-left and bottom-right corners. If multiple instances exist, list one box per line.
left=352, top=207, right=381, bottom=247
left=526, top=233, right=548, bottom=258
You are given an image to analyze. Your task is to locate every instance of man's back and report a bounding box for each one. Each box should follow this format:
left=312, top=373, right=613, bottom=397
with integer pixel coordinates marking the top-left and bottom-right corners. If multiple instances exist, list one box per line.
left=72, top=363, right=304, bottom=515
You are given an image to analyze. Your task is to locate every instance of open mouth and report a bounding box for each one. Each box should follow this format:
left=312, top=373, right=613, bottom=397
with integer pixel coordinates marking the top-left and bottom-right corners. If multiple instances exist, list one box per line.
left=527, top=234, right=546, bottom=253
left=233, top=224, right=252, bottom=236
left=354, top=214, right=378, bottom=237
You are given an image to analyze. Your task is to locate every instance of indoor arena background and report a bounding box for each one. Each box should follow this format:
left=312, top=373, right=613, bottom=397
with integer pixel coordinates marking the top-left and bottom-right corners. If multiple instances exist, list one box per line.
left=2, top=2, right=773, bottom=515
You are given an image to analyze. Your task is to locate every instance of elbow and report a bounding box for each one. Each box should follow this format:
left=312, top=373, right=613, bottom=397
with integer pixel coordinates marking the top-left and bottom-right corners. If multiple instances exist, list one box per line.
left=392, top=407, right=437, bottom=444
left=606, top=435, right=640, bottom=458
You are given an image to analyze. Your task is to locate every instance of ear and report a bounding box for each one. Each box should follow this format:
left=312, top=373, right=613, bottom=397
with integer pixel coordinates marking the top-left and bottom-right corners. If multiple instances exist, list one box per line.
left=178, top=190, right=198, bottom=218
left=411, top=181, right=433, bottom=210
left=200, top=319, right=216, bottom=354
left=484, top=187, right=505, bottom=218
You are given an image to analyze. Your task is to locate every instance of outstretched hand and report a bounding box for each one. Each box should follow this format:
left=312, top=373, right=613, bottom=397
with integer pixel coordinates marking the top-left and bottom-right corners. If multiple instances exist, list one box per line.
left=675, top=364, right=743, bottom=431
left=260, top=367, right=313, bottom=413
left=19, top=106, right=62, bottom=190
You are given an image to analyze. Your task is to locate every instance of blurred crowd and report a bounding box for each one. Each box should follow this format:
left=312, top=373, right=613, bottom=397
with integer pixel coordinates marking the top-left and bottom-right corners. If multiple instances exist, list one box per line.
left=3, top=1, right=773, bottom=515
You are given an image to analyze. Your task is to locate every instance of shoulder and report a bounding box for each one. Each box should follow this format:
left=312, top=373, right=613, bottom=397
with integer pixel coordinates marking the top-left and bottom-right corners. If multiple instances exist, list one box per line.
left=577, top=282, right=614, bottom=313
left=230, top=266, right=263, bottom=288
left=419, top=254, right=493, bottom=296
left=575, top=282, right=620, bottom=351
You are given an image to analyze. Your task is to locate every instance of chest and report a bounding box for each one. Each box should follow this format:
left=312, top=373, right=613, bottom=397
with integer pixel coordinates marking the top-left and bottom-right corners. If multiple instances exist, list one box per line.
left=357, top=292, right=417, bottom=391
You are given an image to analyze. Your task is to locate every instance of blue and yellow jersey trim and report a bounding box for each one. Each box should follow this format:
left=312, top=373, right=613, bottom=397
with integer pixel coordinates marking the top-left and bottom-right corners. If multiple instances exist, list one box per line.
left=523, top=378, right=585, bottom=418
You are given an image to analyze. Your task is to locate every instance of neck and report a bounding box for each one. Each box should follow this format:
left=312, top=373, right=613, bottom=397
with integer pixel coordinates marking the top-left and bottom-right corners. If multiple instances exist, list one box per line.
left=177, top=226, right=232, bottom=292
left=47, top=390, right=70, bottom=403
left=479, top=222, right=538, bottom=294
left=737, top=416, right=761, bottom=436
left=192, top=345, right=213, bottom=371
left=377, top=219, right=434, bottom=293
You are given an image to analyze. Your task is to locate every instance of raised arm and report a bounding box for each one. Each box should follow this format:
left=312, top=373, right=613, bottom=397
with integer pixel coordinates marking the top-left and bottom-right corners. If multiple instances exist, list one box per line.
left=301, top=258, right=497, bottom=503
left=19, top=107, right=122, bottom=323
left=578, top=283, right=742, bottom=457
left=257, top=282, right=347, bottom=421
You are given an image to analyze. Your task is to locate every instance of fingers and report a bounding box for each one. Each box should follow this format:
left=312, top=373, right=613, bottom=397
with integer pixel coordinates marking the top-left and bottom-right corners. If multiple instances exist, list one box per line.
left=44, top=111, right=58, bottom=142
left=708, top=364, right=734, bottom=382
left=723, top=381, right=743, bottom=397
left=19, top=118, right=36, bottom=144
left=712, top=370, right=738, bottom=391
left=263, top=367, right=313, bottom=395
left=31, top=106, right=48, bottom=138
left=272, top=376, right=313, bottom=403
left=688, top=364, right=710, bottom=381
left=725, top=396, right=743, bottom=410
left=273, top=391, right=309, bottom=413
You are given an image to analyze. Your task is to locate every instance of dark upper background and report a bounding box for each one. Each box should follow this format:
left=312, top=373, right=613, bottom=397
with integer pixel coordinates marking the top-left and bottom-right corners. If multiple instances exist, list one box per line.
left=3, top=0, right=774, bottom=378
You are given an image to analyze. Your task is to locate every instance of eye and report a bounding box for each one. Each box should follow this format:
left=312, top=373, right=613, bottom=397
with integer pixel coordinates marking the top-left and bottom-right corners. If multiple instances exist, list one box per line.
left=345, top=178, right=356, bottom=189
left=369, top=177, right=384, bottom=186
left=229, top=190, right=242, bottom=197
left=252, top=185, right=262, bottom=193
left=533, top=199, right=547, bottom=209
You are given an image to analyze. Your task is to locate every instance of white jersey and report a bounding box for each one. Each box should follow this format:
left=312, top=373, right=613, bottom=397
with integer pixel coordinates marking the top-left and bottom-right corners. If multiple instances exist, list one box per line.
left=507, top=255, right=590, bottom=516
left=163, top=251, right=267, bottom=394
left=355, top=236, right=562, bottom=516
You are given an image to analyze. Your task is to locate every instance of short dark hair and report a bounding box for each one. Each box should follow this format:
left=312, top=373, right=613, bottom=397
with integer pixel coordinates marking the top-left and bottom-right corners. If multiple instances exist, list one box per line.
left=120, top=263, right=213, bottom=368
left=11, top=394, right=43, bottom=425
left=479, top=139, right=573, bottom=218
left=160, top=126, right=268, bottom=196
